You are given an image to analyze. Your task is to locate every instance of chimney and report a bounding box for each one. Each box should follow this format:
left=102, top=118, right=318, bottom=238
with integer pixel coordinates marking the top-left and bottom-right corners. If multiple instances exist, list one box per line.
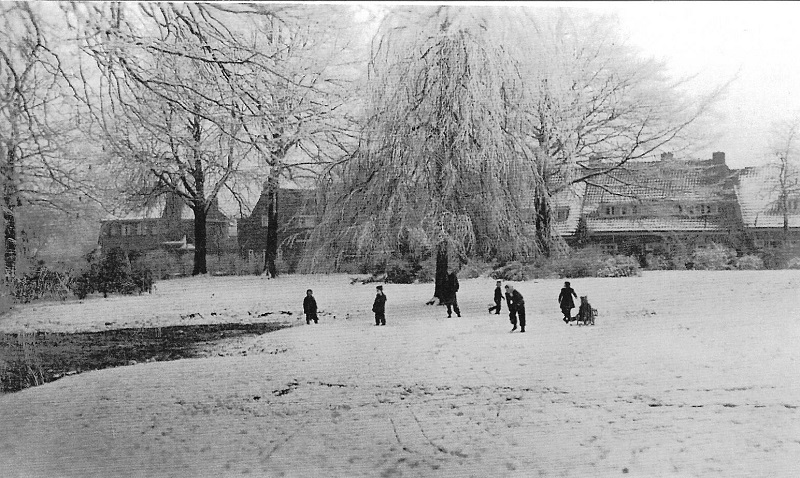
left=660, top=152, right=674, bottom=161
left=711, top=151, right=726, bottom=164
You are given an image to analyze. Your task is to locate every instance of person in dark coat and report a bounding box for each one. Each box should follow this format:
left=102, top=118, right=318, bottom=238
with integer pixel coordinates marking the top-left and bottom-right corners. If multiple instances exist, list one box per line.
left=507, top=284, right=526, bottom=333
left=488, top=280, right=503, bottom=314
left=303, top=289, right=318, bottom=324
left=441, top=271, right=461, bottom=318
left=505, top=285, right=517, bottom=330
left=372, top=285, right=387, bottom=326
left=558, top=281, right=577, bottom=323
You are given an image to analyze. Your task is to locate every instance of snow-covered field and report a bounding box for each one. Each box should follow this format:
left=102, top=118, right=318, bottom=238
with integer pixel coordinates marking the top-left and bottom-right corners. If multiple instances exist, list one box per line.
left=1, top=271, right=799, bottom=477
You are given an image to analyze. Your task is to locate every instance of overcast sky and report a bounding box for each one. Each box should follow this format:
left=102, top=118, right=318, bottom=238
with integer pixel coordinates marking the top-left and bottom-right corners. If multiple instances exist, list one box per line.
left=356, top=2, right=796, bottom=168
left=594, top=1, right=799, bottom=168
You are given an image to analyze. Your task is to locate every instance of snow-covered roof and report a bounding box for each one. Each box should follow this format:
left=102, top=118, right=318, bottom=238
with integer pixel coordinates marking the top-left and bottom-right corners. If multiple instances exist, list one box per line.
left=582, top=160, right=729, bottom=206
left=735, top=165, right=800, bottom=229
left=586, top=217, right=725, bottom=233
left=552, top=182, right=586, bottom=236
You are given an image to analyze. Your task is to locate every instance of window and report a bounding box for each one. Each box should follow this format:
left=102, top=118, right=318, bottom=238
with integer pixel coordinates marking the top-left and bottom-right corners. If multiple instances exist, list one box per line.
left=136, top=222, right=145, bottom=236
left=753, top=239, right=765, bottom=248
left=554, top=207, right=570, bottom=222
left=247, top=249, right=255, bottom=262
left=295, top=215, right=317, bottom=228
left=598, top=243, right=618, bottom=254
left=602, top=204, right=638, bottom=217
left=261, top=215, right=269, bottom=227
left=121, top=224, right=133, bottom=236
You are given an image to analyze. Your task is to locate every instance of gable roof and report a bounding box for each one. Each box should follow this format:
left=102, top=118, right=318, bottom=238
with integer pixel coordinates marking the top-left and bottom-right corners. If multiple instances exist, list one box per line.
left=550, top=182, right=586, bottom=236
left=581, top=158, right=735, bottom=234
left=582, top=159, right=732, bottom=206
left=735, top=164, right=800, bottom=229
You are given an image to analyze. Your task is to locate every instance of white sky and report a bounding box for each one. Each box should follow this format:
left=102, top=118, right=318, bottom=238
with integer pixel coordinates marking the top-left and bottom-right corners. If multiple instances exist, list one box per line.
left=609, top=1, right=800, bottom=168
left=355, top=1, right=800, bottom=168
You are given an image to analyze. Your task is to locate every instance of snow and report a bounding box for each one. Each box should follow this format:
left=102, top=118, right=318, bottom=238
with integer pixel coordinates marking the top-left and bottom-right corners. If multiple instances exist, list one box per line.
left=1, top=271, right=799, bottom=477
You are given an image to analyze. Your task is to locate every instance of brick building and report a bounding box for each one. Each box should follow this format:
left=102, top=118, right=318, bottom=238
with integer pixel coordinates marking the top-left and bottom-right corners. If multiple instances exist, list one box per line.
left=237, top=185, right=317, bottom=272
left=99, top=194, right=235, bottom=255
left=573, top=152, right=742, bottom=263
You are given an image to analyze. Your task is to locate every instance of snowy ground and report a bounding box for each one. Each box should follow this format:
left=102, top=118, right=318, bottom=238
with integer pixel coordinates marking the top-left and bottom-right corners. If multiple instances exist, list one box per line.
left=1, top=271, right=799, bottom=477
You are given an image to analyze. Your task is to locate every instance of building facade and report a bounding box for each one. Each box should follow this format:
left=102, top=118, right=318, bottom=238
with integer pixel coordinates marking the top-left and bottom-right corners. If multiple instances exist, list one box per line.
left=99, top=194, right=234, bottom=255
left=236, top=186, right=317, bottom=271
left=735, top=164, right=800, bottom=264
left=570, top=152, right=743, bottom=264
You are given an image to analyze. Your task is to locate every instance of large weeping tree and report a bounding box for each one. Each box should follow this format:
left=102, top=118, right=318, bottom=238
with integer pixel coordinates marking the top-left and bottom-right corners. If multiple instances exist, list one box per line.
left=305, top=7, right=547, bottom=299
left=305, top=6, right=724, bottom=298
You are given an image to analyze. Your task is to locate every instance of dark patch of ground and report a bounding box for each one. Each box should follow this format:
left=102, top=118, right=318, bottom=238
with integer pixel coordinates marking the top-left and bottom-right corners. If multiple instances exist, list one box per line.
left=0, top=322, right=290, bottom=394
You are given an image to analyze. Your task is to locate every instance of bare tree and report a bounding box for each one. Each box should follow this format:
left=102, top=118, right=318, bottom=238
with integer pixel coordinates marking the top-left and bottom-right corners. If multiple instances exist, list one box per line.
left=75, top=2, right=359, bottom=275
left=1, top=2, right=101, bottom=278
left=516, top=9, right=725, bottom=254
left=768, top=115, right=800, bottom=237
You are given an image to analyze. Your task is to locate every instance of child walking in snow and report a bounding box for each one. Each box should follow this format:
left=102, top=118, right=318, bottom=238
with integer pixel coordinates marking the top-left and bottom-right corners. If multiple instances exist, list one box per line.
left=488, top=280, right=503, bottom=314
left=304, top=289, right=318, bottom=324
left=558, top=281, right=578, bottom=323
left=373, top=285, right=387, bottom=326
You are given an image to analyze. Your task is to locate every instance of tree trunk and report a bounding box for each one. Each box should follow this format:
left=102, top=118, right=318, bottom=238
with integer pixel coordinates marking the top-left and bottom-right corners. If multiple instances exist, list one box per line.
left=192, top=203, right=208, bottom=275
left=433, top=240, right=448, bottom=303
left=3, top=118, right=18, bottom=278
left=534, top=185, right=552, bottom=257
left=190, top=112, right=207, bottom=276
left=0, top=194, right=9, bottom=311
left=264, top=173, right=279, bottom=278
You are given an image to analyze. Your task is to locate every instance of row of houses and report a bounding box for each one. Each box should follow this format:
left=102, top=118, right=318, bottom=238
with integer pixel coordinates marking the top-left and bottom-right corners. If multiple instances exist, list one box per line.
left=98, top=151, right=800, bottom=270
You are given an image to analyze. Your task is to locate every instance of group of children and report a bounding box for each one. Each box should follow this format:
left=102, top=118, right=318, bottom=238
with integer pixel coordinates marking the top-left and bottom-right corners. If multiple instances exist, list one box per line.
left=303, top=280, right=592, bottom=330
left=303, top=286, right=388, bottom=326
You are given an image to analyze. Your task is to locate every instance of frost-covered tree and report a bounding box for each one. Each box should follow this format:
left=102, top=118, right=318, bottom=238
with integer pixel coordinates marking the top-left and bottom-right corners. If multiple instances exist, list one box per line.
left=515, top=9, right=723, bottom=254
left=1, top=2, right=99, bottom=278
left=76, top=2, right=359, bottom=275
left=306, top=7, right=545, bottom=299
left=767, top=115, right=800, bottom=236
left=307, top=6, right=723, bottom=292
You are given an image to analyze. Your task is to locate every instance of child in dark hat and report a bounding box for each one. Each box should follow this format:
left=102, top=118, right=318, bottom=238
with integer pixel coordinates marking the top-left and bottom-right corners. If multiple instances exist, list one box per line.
left=558, top=281, right=577, bottom=324
left=303, top=289, right=318, bottom=324
left=372, top=285, right=387, bottom=326
left=488, top=280, right=503, bottom=314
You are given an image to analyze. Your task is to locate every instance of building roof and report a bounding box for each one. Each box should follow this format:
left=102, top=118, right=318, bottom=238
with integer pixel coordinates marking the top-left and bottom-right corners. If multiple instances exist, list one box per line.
left=586, top=217, right=726, bottom=233
left=551, top=182, right=586, bottom=236
left=582, top=160, right=731, bottom=206
left=581, top=157, right=735, bottom=234
left=102, top=195, right=230, bottom=223
left=735, top=164, right=800, bottom=229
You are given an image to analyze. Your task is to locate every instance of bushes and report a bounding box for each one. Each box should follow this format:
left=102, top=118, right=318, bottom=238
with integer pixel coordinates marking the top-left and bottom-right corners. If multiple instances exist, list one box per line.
left=490, top=249, right=641, bottom=280
left=490, top=261, right=533, bottom=281
left=597, top=255, right=641, bottom=277
left=735, top=254, right=764, bottom=270
left=690, top=243, right=736, bottom=270
left=786, top=257, right=800, bottom=269
left=12, top=265, right=73, bottom=303
left=458, top=259, right=494, bottom=279
left=72, top=248, right=155, bottom=299
left=384, top=258, right=420, bottom=284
